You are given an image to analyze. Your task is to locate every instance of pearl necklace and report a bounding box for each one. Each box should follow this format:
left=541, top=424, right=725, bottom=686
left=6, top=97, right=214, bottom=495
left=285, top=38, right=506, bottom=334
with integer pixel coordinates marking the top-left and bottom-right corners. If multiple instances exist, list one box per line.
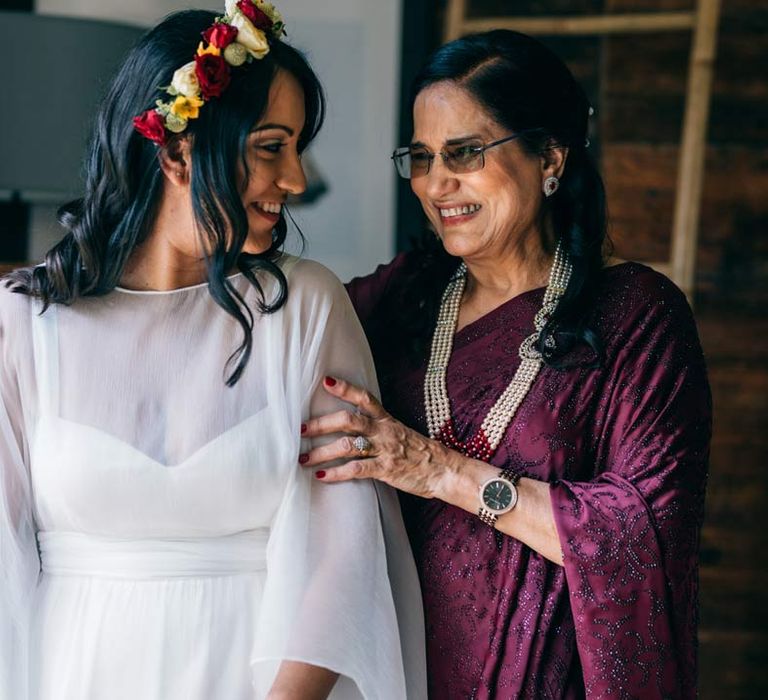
left=424, top=244, right=572, bottom=460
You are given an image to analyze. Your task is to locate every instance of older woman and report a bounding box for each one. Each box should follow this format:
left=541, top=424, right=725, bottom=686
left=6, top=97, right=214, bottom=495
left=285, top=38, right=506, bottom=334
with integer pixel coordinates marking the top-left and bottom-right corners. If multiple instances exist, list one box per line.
left=301, top=30, right=711, bottom=699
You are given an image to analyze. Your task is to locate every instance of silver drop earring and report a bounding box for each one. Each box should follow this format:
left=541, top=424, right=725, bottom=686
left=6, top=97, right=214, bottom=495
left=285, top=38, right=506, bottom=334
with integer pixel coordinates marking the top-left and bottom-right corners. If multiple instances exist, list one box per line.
left=543, top=176, right=559, bottom=197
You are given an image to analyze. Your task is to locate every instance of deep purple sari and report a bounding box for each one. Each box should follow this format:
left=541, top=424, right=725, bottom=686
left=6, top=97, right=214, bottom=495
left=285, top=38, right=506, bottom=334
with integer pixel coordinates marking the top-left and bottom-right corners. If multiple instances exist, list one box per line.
left=346, top=257, right=711, bottom=699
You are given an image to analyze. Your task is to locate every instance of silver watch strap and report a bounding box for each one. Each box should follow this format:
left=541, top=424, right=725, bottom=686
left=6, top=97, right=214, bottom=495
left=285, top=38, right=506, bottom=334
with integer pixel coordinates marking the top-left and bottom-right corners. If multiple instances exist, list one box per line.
left=478, top=508, right=499, bottom=527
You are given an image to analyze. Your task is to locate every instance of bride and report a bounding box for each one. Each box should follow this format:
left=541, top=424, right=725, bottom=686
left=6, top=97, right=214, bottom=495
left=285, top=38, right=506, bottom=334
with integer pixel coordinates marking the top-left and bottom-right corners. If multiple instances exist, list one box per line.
left=0, top=5, right=425, bottom=699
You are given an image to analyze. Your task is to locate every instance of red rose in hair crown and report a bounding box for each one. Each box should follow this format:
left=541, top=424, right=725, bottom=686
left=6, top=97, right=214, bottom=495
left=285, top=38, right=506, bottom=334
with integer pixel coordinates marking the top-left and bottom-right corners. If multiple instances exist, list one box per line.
left=202, top=23, right=238, bottom=49
left=237, top=0, right=273, bottom=31
left=133, top=110, right=167, bottom=146
left=195, top=53, right=231, bottom=99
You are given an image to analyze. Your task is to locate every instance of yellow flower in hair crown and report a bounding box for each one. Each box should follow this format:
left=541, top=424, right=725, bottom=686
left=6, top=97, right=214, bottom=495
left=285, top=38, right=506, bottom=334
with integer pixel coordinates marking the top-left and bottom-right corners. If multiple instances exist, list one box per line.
left=132, top=0, right=286, bottom=146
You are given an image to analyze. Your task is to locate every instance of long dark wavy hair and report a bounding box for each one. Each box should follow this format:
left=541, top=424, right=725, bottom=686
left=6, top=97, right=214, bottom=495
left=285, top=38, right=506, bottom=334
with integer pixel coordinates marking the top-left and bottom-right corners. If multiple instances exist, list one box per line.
left=374, top=30, right=607, bottom=368
left=5, top=9, right=325, bottom=385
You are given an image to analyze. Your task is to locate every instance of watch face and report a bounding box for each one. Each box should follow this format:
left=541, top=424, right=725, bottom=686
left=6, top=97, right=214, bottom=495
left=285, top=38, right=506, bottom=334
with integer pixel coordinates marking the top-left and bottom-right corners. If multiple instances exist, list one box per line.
left=482, top=479, right=514, bottom=512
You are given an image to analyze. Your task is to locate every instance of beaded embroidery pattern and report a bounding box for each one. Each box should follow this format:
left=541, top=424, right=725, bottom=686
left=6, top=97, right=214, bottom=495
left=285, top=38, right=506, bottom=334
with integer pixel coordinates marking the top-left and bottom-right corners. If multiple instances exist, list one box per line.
left=424, top=243, right=572, bottom=460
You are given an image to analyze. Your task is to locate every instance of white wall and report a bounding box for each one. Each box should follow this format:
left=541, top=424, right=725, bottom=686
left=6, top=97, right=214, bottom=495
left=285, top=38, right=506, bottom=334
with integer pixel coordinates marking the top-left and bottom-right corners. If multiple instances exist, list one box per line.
left=33, top=0, right=402, bottom=281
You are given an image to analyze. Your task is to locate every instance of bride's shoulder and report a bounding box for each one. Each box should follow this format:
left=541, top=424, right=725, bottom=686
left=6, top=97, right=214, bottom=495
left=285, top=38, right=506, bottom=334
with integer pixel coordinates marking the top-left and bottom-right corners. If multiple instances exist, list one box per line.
left=279, top=255, right=346, bottom=300
left=0, top=278, right=34, bottom=323
left=0, top=279, right=36, bottom=358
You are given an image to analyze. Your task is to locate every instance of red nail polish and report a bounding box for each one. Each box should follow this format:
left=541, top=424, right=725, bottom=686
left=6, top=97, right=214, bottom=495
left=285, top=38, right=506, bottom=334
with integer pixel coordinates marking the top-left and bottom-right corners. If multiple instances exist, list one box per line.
left=324, top=376, right=337, bottom=387
left=298, top=454, right=310, bottom=464
left=315, top=470, right=326, bottom=479
left=300, top=423, right=307, bottom=434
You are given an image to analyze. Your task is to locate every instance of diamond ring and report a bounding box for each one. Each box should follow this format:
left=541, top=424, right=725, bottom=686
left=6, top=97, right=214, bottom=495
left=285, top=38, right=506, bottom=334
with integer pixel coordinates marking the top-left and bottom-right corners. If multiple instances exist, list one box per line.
left=352, top=435, right=372, bottom=456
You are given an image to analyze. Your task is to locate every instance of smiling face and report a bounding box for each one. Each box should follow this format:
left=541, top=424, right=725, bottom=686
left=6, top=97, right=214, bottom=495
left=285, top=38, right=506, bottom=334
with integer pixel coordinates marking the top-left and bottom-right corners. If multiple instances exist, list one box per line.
left=410, top=81, right=553, bottom=265
left=238, top=68, right=307, bottom=253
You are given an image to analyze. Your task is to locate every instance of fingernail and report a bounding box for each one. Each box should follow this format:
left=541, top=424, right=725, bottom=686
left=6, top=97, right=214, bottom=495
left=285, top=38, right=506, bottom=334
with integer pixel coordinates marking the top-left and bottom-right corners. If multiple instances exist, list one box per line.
left=300, top=423, right=307, bottom=434
left=298, top=454, right=310, bottom=464
left=315, top=470, right=326, bottom=479
left=324, top=376, right=337, bottom=387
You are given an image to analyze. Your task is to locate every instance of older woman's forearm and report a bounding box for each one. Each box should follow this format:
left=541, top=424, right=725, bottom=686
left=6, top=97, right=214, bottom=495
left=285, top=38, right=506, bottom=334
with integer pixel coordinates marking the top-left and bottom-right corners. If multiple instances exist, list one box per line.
left=300, top=378, right=565, bottom=566
left=266, top=661, right=338, bottom=700
left=439, top=455, right=564, bottom=566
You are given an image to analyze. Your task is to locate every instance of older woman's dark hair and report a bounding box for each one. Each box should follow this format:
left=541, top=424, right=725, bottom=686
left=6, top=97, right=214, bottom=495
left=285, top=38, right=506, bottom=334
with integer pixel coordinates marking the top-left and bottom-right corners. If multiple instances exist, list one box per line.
left=6, top=9, right=325, bottom=385
left=384, top=30, right=606, bottom=367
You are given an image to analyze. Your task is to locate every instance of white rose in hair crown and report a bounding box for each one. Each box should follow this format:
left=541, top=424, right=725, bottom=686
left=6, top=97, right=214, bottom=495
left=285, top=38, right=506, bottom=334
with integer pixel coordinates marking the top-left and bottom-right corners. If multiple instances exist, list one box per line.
left=170, top=62, right=200, bottom=98
left=132, top=0, right=286, bottom=146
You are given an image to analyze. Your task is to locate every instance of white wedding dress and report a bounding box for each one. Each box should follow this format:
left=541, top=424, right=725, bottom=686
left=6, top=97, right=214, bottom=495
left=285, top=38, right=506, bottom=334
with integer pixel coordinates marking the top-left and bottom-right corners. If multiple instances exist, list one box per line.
left=0, top=255, right=426, bottom=700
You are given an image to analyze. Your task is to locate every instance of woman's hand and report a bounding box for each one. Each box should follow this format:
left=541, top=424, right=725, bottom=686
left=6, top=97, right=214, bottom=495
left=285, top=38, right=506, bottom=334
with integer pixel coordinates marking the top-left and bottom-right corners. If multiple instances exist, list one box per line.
left=301, top=375, right=564, bottom=565
left=300, top=376, right=466, bottom=499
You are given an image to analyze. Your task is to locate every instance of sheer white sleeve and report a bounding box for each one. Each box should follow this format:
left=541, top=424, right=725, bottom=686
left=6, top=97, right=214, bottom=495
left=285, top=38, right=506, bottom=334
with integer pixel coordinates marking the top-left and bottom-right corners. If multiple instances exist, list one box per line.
left=250, top=260, right=427, bottom=700
left=0, top=292, right=40, bottom=699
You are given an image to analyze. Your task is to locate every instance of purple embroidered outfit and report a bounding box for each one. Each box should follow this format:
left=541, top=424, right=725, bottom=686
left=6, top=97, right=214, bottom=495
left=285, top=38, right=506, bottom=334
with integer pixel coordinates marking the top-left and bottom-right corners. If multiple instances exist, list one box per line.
left=347, top=257, right=711, bottom=699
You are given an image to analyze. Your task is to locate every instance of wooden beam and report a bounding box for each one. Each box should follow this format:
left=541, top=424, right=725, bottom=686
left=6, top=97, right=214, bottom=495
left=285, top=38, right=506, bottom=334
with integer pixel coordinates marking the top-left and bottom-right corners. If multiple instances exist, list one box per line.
left=670, top=0, right=722, bottom=301
left=444, top=0, right=467, bottom=42
left=447, top=12, right=695, bottom=39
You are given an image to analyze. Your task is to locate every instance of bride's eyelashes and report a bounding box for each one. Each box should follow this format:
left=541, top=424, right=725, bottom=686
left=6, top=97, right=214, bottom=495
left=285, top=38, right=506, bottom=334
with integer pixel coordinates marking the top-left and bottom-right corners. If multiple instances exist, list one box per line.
left=254, top=141, right=287, bottom=158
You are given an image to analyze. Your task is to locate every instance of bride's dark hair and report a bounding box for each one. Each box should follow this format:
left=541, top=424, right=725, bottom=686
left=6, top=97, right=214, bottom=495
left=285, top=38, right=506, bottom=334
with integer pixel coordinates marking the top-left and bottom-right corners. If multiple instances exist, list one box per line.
left=5, top=9, right=325, bottom=385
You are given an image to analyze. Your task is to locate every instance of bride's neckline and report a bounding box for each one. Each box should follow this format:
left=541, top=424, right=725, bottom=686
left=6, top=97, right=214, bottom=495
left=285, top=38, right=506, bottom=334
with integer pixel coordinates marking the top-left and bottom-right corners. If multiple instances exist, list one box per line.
left=114, top=271, right=245, bottom=296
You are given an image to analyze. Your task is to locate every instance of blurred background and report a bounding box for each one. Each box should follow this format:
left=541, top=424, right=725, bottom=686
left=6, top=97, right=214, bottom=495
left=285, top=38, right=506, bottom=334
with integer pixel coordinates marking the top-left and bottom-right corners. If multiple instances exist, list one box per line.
left=0, top=1, right=765, bottom=697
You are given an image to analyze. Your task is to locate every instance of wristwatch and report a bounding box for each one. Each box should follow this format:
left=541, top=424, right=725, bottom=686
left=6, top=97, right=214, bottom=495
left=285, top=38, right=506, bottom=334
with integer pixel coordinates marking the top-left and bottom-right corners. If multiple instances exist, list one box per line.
left=478, top=469, right=522, bottom=527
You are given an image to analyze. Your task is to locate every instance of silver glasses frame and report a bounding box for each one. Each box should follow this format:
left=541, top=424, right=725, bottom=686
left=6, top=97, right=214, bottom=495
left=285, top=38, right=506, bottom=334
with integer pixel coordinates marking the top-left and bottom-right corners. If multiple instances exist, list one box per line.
left=391, top=132, right=527, bottom=179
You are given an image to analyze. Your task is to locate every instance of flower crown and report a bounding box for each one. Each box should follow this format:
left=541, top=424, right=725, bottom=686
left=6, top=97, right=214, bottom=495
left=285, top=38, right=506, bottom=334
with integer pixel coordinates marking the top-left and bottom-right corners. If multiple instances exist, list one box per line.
left=133, top=0, right=285, bottom=146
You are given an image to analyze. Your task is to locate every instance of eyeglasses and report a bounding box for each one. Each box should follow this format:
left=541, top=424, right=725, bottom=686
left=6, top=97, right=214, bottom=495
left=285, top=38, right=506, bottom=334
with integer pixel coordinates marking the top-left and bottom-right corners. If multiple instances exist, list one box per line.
left=391, top=132, right=528, bottom=179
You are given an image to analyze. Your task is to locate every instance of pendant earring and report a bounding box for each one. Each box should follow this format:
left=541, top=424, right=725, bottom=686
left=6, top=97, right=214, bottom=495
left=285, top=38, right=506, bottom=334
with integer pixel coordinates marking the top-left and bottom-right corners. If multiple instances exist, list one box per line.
left=543, top=176, right=559, bottom=197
